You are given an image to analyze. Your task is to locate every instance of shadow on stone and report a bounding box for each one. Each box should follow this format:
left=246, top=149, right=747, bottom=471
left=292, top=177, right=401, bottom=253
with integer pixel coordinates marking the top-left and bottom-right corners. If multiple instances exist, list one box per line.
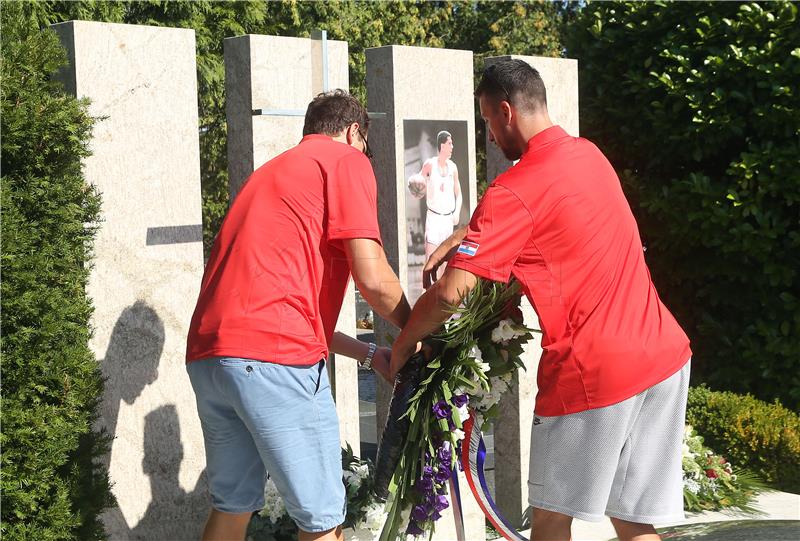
left=128, top=405, right=208, bottom=540
left=100, top=301, right=208, bottom=539
left=101, top=300, right=165, bottom=441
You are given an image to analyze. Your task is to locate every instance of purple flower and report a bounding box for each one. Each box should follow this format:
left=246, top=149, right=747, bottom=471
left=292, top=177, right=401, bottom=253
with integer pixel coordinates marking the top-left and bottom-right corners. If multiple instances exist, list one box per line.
left=422, top=465, right=433, bottom=477
left=432, top=400, right=452, bottom=419
left=417, top=475, right=434, bottom=492
left=406, top=520, right=425, bottom=537
left=435, top=467, right=452, bottom=483
left=437, top=445, right=452, bottom=467
left=412, top=504, right=428, bottom=522
left=430, top=509, right=442, bottom=521
left=433, top=494, right=450, bottom=512
left=453, top=394, right=469, bottom=408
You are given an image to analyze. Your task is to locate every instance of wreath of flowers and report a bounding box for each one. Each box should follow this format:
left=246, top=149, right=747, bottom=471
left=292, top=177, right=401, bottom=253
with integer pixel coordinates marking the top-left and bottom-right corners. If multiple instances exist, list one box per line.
left=251, top=280, right=765, bottom=541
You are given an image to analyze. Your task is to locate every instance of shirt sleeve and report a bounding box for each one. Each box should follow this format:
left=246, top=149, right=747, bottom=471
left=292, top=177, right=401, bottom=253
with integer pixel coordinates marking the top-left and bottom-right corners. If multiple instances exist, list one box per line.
left=447, top=183, right=533, bottom=283
left=326, top=152, right=383, bottom=246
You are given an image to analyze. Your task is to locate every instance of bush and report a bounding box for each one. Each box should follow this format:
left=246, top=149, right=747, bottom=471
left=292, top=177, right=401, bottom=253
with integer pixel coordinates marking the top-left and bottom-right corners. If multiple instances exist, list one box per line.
left=565, top=1, right=800, bottom=408
left=0, top=3, right=112, bottom=539
left=687, top=386, right=800, bottom=493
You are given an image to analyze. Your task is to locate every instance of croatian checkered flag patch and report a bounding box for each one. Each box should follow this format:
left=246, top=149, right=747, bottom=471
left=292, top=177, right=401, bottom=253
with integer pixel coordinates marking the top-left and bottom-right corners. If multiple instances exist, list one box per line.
left=457, top=241, right=479, bottom=257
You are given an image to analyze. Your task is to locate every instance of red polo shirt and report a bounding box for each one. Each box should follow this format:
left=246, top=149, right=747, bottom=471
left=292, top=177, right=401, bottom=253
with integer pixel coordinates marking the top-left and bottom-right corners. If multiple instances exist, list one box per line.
left=448, top=125, right=691, bottom=416
left=186, top=135, right=382, bottom=365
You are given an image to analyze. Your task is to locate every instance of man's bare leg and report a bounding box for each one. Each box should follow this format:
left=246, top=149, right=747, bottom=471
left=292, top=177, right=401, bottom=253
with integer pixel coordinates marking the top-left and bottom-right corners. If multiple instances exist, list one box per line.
left=531, top=507, right=572, bottom=541
left=610, top=517, right=660, bottom=541
left=298, top=525, right=344, bottom=541
left=201, top=508, right=251, bottom=541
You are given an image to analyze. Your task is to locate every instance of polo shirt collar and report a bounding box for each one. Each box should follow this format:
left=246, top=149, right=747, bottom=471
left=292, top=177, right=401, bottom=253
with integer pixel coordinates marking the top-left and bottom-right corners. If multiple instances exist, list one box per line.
left=526, top=125, right=569, bottom=154
left=301, top=134, right=333, bottom=143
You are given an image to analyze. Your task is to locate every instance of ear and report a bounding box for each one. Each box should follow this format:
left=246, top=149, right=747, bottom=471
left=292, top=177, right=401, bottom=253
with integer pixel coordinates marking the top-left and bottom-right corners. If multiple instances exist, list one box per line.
left=501, top=101, right=513, bottom=126
left=345, top=122, right=359, bottom=145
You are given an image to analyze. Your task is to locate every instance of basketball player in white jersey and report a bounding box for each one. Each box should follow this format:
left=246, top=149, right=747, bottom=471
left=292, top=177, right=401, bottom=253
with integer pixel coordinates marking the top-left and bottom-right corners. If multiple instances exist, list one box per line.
left=408, top=130, right=463, bottom=262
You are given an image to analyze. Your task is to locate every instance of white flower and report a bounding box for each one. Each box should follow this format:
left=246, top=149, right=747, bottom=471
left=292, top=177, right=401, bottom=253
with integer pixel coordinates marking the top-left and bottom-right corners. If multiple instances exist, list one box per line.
left=684, top=478, right=700, bottom=494
left=500, top=371, right=513, bottom=385
left=491, top=327, right=505, bottom=344
left=360, top=501, right=388, bottom=532
left=452, top=428, right=465, bottom=441
left=469, top=345, right=484, bottom=362
left=474, top=388, right=501, bottom=410
left=492, top=319, right=521, bottom=343
left=261, top=478, right=287, bottom=523
left=681, top=443, right=692, bottom=459
left=399, top=505, right=412, bottom=526
left=457, top=404, right=470, bottom=422
left=490, top=376, right=510, bottom=396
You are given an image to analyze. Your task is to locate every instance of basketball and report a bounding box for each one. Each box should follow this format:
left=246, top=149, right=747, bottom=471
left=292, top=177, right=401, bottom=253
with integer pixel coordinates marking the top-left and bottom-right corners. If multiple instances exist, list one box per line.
left=408, top=173, right=426, bottom=199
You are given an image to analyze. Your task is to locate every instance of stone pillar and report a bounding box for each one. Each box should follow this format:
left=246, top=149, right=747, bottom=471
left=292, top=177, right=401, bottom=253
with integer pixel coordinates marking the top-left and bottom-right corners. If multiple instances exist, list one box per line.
left=51, top=21, right=206, bottom=540
left=223, top=34, right=361, bottom=450
left=366, top=44, right=484, bottom=541
left=487, top=54, right=579, bottom=527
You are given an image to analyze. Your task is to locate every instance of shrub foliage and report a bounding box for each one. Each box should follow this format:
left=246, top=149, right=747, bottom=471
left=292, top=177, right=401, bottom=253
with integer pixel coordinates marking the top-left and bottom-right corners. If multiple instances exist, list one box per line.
left=687, top=386, right=800, bottom=493
left=1, top=3, right=111, bottom=539
left=565, top=1, right=800, bottom=408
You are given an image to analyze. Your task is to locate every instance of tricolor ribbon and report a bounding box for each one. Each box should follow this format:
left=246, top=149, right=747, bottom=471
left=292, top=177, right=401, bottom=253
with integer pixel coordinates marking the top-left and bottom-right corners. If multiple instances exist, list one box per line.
left=459, top=410, right=529, bottom=541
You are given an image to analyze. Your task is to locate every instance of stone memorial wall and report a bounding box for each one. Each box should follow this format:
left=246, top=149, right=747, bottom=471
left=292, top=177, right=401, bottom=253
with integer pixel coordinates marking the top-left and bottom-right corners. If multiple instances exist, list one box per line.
left=51, top=21, right=207, bottom=540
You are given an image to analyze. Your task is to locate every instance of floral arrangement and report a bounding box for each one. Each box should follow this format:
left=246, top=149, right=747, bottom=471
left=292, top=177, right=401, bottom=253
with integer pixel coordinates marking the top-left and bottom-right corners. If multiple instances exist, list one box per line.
left=251, top=281, right=768, bottom=541
left=682, top=425, right=765, bottom=514
left=247, top=445, right=381, bottom=541
left=375, top=279, right=535, bottom=540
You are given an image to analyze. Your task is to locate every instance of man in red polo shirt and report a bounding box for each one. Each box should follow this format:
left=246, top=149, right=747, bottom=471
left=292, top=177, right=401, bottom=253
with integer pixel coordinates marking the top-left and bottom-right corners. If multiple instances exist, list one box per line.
left=186, top=90, right=410, bottom=541
left=391, top=61, right=691, bottom=541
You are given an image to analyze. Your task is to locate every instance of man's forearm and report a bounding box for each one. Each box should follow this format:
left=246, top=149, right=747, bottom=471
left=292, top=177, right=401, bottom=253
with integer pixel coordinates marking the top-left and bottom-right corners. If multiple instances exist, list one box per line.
left=358, top=274, right=411, bottom=329
left=330, top=331, right=370, bottom=361
left=392, top=267, right=477, bottom=372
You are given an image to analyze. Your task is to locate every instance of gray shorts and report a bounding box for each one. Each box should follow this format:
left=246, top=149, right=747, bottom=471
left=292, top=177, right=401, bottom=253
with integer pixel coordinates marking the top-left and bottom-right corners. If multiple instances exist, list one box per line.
left=528, top=359, right=691, bottom=524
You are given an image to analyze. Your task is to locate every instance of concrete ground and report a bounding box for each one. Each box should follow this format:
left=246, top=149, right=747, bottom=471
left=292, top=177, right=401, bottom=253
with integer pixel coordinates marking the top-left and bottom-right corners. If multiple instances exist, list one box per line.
left=563, top=490, right=800, bottom=541
left=348, top=491, right=799, bottom=540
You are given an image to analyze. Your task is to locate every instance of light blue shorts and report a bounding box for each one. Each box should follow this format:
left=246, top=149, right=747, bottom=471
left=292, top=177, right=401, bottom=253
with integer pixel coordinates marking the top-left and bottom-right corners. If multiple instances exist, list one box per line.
left=187, top=357, right=345, bottom=532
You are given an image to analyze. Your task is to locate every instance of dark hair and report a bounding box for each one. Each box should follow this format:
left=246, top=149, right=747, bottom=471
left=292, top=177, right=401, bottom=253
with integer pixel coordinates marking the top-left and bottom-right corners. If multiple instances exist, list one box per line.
left=303, top=89, right=369, bottom=137
left=436, top=130, right=452, bottom=151
left=475, top=59, right=547, bottom=113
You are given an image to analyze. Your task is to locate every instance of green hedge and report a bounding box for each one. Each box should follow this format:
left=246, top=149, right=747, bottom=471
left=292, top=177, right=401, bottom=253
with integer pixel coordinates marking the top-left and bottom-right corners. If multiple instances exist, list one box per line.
left=565, top=1, right=800, bottom=409
left=687, top=386, right=800, bottom=493
left=0, top=3, right=112, bottom=539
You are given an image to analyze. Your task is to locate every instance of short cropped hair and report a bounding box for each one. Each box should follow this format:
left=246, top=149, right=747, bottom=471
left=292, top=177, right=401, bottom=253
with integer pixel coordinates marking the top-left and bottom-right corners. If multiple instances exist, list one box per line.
left=303, top=89, right=370, bottom=137
left=475, top=59, right=547, bottom=113
left=437, top=130, right=452, bottom=151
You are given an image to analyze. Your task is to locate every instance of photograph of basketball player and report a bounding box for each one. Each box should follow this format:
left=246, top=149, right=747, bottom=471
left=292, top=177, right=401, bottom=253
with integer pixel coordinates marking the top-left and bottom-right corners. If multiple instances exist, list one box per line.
left=407, top=130, right=463, bottom=262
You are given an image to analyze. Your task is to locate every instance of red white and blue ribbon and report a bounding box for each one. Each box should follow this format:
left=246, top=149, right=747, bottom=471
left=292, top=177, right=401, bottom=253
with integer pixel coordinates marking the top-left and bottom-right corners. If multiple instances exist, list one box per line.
left=456, top=410, right=529, bottom=541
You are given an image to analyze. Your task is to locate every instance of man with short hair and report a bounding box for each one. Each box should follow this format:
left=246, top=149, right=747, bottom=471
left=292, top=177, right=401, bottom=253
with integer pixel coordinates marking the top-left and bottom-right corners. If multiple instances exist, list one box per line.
left=186, top=89, right=411, bottom=541
left=391, top=60, right=692, bottom=541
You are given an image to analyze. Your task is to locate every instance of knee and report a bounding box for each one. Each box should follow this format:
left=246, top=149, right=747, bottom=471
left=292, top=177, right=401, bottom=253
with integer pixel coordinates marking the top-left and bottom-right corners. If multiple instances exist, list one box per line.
left=532, top=507, right=573, bottom=528
left=609, top=516, right=658, bottom=540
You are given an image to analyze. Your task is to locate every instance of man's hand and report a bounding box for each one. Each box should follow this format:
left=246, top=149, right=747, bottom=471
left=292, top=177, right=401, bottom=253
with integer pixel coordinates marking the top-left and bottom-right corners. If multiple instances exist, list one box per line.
left=390, top=340, right=422, bottom=379
left=422, top=243, right=458, bottom=289
left=423, top=226, right=468, bottom=289
left=371, top=346, right=393, bottom=383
